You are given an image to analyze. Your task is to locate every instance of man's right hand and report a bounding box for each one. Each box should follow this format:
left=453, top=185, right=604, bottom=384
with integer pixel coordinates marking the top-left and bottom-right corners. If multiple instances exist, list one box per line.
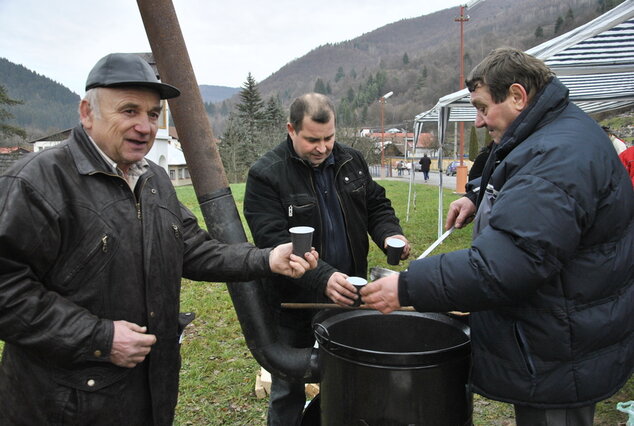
left=325, top=272, right=358, bottom=307
left=110, top=320, right=157, bottom=368
left=445, top=197, right=476, bottom=230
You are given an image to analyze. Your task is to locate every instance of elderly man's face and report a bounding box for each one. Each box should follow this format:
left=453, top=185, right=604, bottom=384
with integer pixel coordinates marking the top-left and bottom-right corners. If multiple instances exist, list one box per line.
left=470, top=84, right=522, bottom=144
left=81, top=87, right=162, bottom=172
left=288, top=116, right=336, bottom=167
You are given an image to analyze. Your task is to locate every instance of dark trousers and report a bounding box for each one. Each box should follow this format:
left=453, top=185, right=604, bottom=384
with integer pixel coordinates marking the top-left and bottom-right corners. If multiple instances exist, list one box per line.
left=267, top=322, right=315, bottom=426
left=514, top=404, right=595, bottom=426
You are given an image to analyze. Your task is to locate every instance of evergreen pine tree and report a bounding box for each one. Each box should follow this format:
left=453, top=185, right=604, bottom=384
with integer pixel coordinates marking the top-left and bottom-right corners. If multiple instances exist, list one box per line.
left=535, top=26, right=544, bottom=39
left=236, top=73, right=265, bottom=123
left=0, top=85, right=27, bottom=140
left=220, top=73, right=268, bottom=182
left=335, top=66, right=345, bottom=83
left=314, top=78, right=327, bottom=94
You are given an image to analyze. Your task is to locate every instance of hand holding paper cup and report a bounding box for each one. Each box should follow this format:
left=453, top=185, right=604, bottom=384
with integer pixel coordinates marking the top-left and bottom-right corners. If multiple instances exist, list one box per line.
left=386, top=237, right=406, bottom=265
left=289, top=226, right=314, bottom=257
left=347, top=276, right=367, bottom=307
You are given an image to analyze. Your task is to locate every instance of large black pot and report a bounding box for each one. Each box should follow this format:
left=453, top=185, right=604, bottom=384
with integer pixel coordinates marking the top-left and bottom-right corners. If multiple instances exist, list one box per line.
left=309, top=310, right=472, bottom=426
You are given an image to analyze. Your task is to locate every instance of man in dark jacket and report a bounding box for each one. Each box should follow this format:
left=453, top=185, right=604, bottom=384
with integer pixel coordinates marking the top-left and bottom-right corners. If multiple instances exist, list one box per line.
left=418, top=154, right=431, bottom=181
left=363, top=48, right=633, bottom=425
left=244, top=93, right=409, bottom=425
left=0, top=53, right=317, bottom=426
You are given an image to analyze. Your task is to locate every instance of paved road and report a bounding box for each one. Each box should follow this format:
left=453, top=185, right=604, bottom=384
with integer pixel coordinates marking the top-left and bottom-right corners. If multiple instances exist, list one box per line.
left=375, top=169, right=458, bottom=190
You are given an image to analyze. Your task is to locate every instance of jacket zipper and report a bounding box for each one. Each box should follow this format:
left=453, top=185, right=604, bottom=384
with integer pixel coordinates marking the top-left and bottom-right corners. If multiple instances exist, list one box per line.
left=134, top=178, right=150, bottom=220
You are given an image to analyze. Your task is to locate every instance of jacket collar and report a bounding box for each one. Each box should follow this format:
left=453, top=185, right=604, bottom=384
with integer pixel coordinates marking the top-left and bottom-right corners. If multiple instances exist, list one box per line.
left=68, top=124, right=151, bottom=180
left=68, top=124, right=119, bottom=176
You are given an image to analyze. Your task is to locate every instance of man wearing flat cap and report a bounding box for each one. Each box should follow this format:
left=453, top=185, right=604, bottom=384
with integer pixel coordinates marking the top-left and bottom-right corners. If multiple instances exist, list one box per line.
left=0, top=53, right=318, bottom=425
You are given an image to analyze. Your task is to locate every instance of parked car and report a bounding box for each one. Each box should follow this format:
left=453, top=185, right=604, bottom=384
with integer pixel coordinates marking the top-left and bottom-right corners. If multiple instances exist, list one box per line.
left=445, top=161, right=459, bottom=176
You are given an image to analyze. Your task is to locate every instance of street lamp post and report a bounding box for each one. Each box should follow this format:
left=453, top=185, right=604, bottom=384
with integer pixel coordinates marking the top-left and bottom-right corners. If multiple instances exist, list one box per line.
left=379, top=91, right=393, bottom=178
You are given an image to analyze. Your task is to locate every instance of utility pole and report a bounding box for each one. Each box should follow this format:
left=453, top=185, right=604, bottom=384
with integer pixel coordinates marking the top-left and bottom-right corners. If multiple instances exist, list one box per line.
left=454, top=4, right=470, bottom=194
left=379, top=91, right=393, bottom=178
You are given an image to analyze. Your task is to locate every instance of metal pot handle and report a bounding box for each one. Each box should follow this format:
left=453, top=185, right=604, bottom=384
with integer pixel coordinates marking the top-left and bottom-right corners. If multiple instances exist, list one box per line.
left=313, top=322, right=331, bottom=350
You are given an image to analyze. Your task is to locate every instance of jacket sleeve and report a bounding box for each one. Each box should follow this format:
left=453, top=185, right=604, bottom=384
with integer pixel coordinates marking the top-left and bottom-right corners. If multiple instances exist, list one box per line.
left=401, top=171, right=585, bottom=313
left=179, top=203, right=273, bottom=282
left=0, top=176, right=113, bottom=365
left=244, top=164, right=333, bottom=300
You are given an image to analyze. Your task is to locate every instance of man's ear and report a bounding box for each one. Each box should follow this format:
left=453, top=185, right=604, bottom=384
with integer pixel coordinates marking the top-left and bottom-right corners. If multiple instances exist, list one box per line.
left=508, top=83, right=529, bottom=111
left=79, top=99, right=93, bottom=129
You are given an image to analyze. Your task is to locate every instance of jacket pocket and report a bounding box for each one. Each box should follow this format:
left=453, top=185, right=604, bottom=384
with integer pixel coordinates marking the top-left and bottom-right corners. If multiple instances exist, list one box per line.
left=46, top=364, right=130, bottom=424
left=284, top=193, right=317, bottom=226
left=340, top=169, right=367, bottom=194
left=51, top=363, right=130, bottom=392
left=52, top=226, right=119, bottom=293
left=514, top=321, right=537, bottom=377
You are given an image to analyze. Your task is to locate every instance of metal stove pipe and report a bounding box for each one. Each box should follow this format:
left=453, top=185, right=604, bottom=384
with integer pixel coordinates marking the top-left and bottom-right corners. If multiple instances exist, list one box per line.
left=136, top=0, right=319, bottom=383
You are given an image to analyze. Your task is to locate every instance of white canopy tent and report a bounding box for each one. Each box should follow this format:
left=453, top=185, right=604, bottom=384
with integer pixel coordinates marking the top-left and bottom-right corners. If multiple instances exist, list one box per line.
left=410, top=0, right=634, bottom=236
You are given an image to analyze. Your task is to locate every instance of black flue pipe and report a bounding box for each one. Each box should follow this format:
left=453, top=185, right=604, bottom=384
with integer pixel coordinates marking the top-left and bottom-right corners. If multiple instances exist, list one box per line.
left=136, top=0, right=319, bottom=383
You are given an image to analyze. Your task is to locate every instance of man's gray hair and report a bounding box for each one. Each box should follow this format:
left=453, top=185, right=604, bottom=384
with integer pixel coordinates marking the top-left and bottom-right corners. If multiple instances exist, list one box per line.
left=81, top=88, right=101, bottom=119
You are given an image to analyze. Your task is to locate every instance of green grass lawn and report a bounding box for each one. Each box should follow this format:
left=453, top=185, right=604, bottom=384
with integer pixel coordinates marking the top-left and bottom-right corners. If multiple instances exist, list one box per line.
left=0, top=181, right=630, bottom=425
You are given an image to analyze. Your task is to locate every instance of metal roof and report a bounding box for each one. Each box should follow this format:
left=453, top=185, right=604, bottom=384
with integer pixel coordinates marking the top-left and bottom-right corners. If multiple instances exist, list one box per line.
left=414, top=0, right=634, bottom=128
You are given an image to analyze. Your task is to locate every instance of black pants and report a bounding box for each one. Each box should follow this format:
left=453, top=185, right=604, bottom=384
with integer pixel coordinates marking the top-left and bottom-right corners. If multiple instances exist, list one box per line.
left=514, top=404, right=595, bottom=426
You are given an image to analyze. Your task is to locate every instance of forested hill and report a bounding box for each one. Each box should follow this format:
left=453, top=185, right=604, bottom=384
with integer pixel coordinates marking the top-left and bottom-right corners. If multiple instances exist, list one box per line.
left=241, top=0, right=625, bottom=129
left=0, top=57, right=80, bottom=138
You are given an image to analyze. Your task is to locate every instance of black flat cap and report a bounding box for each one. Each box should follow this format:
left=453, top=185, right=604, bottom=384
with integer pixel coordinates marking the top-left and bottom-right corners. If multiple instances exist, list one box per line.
left=85, top=53, right=180, bottom=99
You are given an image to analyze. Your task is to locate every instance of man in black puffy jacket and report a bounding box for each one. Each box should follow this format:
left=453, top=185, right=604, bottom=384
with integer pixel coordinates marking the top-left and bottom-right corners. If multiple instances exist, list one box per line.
left=363, top=48, right=633, bottom=426
left=244, top=93, right=409, bottom=425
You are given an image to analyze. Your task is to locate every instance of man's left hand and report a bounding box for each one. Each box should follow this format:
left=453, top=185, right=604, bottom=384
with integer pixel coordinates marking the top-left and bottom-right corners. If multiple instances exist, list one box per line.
left=269, top=242, right=319, bottom=278
left=384, top=234, right=411, bottom=260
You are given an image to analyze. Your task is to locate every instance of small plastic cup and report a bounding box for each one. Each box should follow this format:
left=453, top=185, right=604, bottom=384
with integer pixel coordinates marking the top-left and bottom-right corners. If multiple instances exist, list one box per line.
left=386, top=238, right=406, bottom=265
left=347, top=276, right=368, bottom=307
left=289, top=226, right=314, bottom=257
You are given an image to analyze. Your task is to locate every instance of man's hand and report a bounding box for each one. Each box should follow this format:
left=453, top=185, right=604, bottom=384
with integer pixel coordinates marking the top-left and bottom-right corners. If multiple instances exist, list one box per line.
left=325, top=272, right=359, bottom=307
left=110, top=321, right=157, bottom=368
left=269, top=242, right=319, bottom=278
left=383, top=234, right=411, bottom=260
left=445, top=197, right=476, bottom=230
left=360, top=273, right=401, bottom=314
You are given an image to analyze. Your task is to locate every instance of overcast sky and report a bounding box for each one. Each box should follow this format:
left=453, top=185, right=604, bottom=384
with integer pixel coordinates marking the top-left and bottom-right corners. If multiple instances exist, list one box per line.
left=0, top=0, right=465, bottom=96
